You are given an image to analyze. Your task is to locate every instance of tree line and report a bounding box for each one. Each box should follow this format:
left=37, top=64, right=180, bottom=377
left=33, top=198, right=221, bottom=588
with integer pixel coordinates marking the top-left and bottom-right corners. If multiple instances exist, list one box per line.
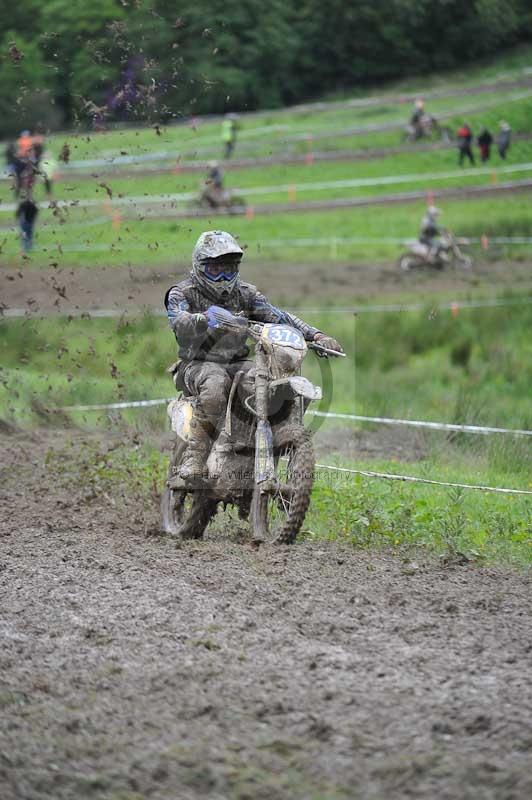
left=0, top=0, right=531, bottom=137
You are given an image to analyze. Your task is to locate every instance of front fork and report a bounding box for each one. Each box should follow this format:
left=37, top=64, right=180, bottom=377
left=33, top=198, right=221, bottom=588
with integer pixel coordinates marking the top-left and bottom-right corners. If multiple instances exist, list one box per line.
left=251, top=345, right=275, bottom=540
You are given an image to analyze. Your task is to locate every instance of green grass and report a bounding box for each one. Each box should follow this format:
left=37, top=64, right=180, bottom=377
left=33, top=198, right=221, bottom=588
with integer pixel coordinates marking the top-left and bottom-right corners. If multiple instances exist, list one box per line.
left=307, top=457, right=532, bottom=567
left=4, top=137, right=532, bottom=210
left=2, top=45, right=531, bottom=566
left=1, top=193, right=531, bottom=268
left=2, top=302, right=531, bottom=439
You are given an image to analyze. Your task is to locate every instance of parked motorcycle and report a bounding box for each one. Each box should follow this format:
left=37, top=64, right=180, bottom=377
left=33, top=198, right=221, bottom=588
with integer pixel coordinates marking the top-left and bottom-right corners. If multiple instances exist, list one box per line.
left=161, top=310, right=344, bottom=544
left=397, top=231, right=472, bottom=272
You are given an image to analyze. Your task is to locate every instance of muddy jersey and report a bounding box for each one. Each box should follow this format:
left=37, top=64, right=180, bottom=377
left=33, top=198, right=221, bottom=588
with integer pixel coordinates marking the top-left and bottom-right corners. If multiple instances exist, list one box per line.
left=165, top=276, right=320, bottom=363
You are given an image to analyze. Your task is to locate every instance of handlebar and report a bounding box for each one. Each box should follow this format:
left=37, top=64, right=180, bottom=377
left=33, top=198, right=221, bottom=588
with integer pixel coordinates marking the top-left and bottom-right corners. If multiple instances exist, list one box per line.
left=207, top=311, right=345, bottom=357
left=308, top=343, right=346, bottom=358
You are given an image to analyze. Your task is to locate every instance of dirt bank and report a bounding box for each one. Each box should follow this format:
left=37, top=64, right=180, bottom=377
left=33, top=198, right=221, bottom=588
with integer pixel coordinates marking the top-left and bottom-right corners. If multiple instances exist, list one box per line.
left=1, top=428, right=531, bottom=800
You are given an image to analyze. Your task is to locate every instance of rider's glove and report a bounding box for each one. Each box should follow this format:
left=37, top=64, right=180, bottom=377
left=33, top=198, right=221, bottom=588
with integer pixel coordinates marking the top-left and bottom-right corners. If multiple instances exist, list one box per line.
left=313, top=332, right=344, bottom=356
left=205, top=305, right=247, bottom=331
left=191, top=313, right=208, bottom=331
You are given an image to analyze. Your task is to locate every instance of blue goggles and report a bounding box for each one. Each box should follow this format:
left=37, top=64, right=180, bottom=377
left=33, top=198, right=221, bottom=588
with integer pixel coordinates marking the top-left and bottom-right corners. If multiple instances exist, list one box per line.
left=202, top=256, right=240, bottom=282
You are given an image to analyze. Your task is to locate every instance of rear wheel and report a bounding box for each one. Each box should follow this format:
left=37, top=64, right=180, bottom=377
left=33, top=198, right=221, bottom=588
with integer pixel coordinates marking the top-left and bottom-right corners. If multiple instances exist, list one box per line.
left=397, top=253, right=422, bottom=272
left=160, top=438, right=217, bottom=539
left=250, top=429, right=315, bottom=545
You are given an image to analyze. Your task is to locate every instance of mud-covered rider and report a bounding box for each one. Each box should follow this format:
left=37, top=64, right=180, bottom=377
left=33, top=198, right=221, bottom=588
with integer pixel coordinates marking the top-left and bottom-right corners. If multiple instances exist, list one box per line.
left=419, top=206, right=446, bottom=260
left=165, top=230, right=343, bottom=483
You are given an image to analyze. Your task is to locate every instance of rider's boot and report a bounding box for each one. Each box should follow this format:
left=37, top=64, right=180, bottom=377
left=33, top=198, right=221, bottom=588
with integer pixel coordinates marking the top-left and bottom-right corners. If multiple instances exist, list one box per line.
left=179, top=411, right=211, bottom=486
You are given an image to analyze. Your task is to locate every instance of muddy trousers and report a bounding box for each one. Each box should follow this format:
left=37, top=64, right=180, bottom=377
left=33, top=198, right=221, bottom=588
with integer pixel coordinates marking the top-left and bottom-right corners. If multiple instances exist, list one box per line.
left=181, top=359, right=255, bottom=435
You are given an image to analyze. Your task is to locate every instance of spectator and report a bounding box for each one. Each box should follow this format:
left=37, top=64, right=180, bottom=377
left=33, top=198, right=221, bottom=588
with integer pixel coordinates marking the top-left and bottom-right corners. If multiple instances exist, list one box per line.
left=457, top=123, right=475, bottom=166
left=16, top=193, right=39, bottom=253
left=16, top=130, right=34, bottom=160
left=497, top=121, right=511, bottom=160
left=221, top=114, right=238, bottom=159
left=477, top=127, right=493, bottom=163
left=13, top=130, right=37, bottom=197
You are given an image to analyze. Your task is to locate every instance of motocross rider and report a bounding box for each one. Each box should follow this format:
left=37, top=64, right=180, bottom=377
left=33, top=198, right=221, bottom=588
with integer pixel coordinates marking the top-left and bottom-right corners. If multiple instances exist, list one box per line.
left=419, top=206, right=446, bottom=260
left=165, top=230, right=343, bottom=483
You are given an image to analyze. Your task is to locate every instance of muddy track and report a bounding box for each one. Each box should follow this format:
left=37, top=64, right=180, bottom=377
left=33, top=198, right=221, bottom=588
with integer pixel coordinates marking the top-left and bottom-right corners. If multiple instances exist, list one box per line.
left=2, top=259, right=532, bottom=318
left=1, top=428, right=531, bottom=800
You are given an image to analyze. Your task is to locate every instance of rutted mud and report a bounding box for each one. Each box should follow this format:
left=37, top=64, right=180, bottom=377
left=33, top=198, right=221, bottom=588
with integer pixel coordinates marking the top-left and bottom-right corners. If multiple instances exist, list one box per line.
left=1, top=428, right=531, bottom=800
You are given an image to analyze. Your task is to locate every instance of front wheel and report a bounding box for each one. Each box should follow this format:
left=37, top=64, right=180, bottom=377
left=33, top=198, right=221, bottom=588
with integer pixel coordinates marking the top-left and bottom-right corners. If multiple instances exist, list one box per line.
left=161, top=437, right=217, bottom=539
left=455, top=254, right=473, bottom=271
left=397, top=253, right=422, bottom=272
left=250, top=429, right=315, bottom=545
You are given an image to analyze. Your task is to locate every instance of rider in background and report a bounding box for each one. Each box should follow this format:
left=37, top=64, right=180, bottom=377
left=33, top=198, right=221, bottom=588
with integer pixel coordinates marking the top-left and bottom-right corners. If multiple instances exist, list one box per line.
left=419, top=206, right=445, bottom=259
left=208, top=160, right=224, bottom=190
left=200, top=161, right=225, bottom=208
left=165, top=230, right=343, bottom=483
left=410, top=99, right=425, bottom=138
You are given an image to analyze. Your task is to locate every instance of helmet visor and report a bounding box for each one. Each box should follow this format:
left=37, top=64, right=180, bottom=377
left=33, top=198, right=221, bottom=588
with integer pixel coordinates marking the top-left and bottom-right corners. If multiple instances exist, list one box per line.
left=201, top=254, right=241, bottom=282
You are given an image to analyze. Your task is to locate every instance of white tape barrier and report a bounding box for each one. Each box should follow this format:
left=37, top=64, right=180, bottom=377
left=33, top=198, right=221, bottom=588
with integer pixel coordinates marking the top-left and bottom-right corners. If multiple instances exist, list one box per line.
left=3, top=161, right=532, bottom=214
left=309, top=411, right=532, bottom=437
left=47, top=398, right=532, bottom=495
left=53, top=397, right=173, bottom=412
left=50, top=396, right=532, bottom=439
left=314, top=463, right=532, bottom=496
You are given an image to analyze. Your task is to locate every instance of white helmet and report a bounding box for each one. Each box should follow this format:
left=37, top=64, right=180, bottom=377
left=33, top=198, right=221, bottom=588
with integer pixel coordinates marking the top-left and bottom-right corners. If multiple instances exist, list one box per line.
left=192, top=230, right=243, bottom=298
left=427, top=205, right=441, bottom=216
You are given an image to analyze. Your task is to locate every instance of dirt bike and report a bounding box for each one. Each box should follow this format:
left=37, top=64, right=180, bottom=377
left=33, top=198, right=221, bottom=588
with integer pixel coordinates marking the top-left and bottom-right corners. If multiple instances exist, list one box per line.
left=403, top=115, right=452, bottom=144
left=397, top=230, right=472, bottom=272
left=160, top=310, right=344, bottom=545
left=196, top=184, right=246, bottom=213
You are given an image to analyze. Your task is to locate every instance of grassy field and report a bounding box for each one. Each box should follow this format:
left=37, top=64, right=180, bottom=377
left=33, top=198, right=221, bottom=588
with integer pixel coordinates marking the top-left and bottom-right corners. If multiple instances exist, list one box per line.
left=2, top=45, right=531, bottom=563
left=1, top=193, right=531, bottom=268
left=2, top=302, right=531, bottom=439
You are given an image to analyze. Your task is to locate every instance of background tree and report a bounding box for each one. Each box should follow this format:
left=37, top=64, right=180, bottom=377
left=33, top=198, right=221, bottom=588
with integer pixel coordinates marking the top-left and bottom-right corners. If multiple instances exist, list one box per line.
left=0, top=0, right=530, bottom=137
